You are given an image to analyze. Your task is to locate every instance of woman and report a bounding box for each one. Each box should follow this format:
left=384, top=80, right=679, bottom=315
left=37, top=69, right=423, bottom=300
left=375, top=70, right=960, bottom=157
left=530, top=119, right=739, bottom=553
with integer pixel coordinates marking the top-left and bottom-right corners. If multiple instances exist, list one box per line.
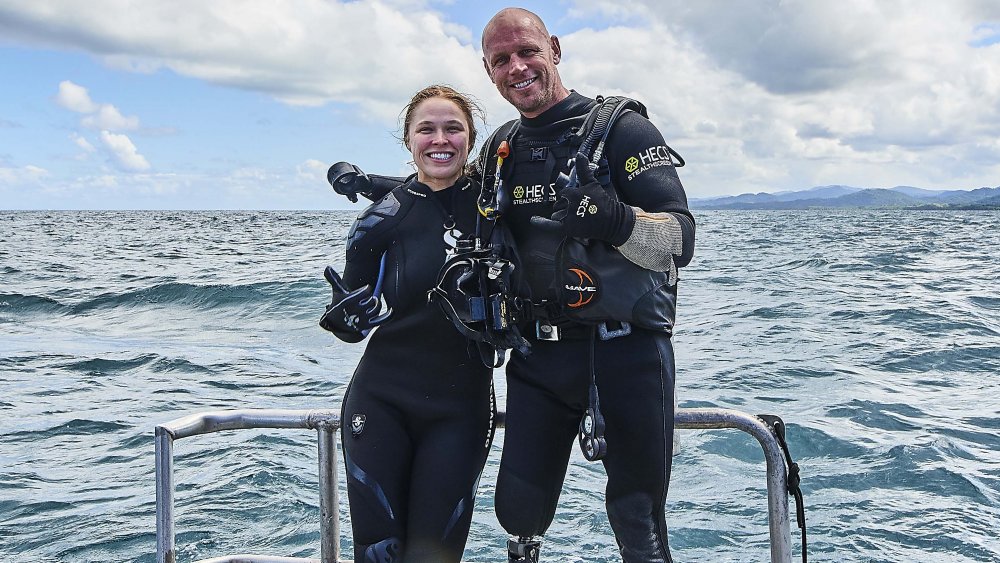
left=320, top=85, right=493, bottom=563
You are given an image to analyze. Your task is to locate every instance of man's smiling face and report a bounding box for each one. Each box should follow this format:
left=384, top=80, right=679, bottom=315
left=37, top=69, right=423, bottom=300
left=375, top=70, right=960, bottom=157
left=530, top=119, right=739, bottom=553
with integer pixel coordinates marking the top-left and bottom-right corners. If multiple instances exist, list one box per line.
left=482, top=12, right=568, bottom=118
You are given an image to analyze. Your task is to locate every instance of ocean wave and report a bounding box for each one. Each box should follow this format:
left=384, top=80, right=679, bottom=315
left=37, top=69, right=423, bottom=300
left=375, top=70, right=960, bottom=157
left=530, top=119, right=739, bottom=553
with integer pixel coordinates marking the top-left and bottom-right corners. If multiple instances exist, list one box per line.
left=880, top=345, right=1000, bottom=374
left=826, top=400, right=924, bottom=432
left=969, top=295, right=1000, bottom=310
left=2, top=281, right=298, bottom=319
left=59, top=354, right=160, bottom=374
left=0, top=293, right=63, bottom=314
left=73, top=281, right=281, bottom=312
left=741, top=302, right=808, bottom=319
left=6, top=419, right=131, bottom=442
left=771, top=256, right=833, bottom=270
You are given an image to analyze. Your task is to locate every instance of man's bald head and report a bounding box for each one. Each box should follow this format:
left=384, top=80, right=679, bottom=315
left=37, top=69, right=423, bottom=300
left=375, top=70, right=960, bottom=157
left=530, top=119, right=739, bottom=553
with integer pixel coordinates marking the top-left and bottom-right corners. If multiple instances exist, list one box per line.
left=480, top=7, right=570, bottom=117
left=481, top=8, right=549, bottom=51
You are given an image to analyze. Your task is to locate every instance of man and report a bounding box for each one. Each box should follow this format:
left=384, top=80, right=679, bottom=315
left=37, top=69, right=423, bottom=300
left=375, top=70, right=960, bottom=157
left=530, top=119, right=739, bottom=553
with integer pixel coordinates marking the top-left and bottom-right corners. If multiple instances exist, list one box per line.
left=480, top=8, right=695, bottom=562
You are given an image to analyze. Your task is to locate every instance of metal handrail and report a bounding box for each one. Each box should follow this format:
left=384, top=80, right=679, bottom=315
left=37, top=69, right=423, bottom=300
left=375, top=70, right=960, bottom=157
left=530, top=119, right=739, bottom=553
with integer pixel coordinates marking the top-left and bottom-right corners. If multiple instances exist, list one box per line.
left=155, top=409, right=342, bottom=563
left=675, top=408, right=793, bottom=563
left=155, top=407, right=793, bottom=563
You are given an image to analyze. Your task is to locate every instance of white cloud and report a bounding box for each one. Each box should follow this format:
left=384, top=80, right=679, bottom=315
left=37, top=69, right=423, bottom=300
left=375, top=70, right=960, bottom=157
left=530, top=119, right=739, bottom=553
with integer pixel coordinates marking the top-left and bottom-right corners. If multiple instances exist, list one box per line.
left=71, top=133, right=96, bottom=153
left=99, top=130, right=151, bottom=171
left=297, top=159, right=328, bottom=183
left=82, top=104, right=140, bottom=130
left=0, top=164, right=50, bottom=184
left=55, top=80, right=141, bottom=130
left=55, top=80, right=98, bottom=113
left=55, top=82, right=147, bottom=169
left=230, top=167, right=270, bottom=181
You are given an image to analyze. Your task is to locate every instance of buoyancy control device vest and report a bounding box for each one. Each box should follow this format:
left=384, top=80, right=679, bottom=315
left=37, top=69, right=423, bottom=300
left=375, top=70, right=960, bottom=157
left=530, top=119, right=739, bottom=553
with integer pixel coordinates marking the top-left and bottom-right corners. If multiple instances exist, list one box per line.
left=478, top=95, right=683, bottom=334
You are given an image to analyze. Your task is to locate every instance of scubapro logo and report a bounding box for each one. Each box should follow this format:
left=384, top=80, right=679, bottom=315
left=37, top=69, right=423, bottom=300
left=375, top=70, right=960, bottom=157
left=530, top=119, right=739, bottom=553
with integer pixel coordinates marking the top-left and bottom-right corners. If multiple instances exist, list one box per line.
left=351, top=413, right=366, bottom=437
left=344, top=310, right=360, bottom=329
left=565, top=268, right=597, bottom=308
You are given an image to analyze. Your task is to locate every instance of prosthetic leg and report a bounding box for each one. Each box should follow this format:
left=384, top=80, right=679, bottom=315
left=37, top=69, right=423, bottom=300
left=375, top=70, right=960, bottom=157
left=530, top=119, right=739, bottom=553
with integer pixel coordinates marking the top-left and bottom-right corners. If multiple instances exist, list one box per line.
left=507, top=536, right=541, bottom=563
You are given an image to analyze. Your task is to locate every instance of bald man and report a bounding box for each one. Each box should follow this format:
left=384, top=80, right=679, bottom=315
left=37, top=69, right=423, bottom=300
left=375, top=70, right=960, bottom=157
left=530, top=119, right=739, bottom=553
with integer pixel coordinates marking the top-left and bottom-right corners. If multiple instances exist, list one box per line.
left=480, top=8, right=695, bottom=563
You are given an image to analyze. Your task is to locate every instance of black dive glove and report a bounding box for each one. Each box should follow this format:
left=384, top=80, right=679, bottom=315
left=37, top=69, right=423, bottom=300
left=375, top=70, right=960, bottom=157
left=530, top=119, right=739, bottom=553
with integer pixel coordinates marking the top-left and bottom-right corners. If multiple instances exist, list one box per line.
left=327, top=162, right=410, bottom=203
left=530, top=153, right=636, bottom=246
left=319, top=266, right=392, bottom=343
left=327, top=162, right=372, bottom=203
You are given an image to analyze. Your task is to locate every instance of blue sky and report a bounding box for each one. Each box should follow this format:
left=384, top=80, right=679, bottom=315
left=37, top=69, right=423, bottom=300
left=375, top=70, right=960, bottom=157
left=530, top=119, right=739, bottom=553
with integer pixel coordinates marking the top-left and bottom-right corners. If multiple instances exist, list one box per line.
left=1, top=0, right=998, bottom=210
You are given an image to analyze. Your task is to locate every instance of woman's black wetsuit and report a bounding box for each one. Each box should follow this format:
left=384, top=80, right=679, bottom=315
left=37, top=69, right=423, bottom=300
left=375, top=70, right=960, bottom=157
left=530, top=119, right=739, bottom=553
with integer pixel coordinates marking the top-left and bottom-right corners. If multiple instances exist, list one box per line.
left=339, top=177, right=495, bottom=563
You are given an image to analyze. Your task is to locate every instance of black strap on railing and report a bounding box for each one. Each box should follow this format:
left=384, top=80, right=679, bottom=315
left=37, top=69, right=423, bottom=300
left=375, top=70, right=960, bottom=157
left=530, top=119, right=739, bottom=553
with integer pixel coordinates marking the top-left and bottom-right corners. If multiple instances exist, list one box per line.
left=757, top=414, right=807, bottom=563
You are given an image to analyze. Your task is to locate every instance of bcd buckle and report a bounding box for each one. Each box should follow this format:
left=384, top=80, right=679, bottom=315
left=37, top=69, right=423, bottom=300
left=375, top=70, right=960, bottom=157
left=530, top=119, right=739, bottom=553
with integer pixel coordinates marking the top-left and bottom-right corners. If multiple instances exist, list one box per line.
left=535, top=321, right=560, bottom=341
left=597, top=320, right=631, bottom=340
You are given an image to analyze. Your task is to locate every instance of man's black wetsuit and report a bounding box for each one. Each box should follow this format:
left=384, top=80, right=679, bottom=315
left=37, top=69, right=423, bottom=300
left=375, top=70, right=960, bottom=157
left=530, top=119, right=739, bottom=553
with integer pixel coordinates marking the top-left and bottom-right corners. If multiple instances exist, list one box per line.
left=491, top=92, right=695, bottom=562
left=340, top=177, right=496, bottom=563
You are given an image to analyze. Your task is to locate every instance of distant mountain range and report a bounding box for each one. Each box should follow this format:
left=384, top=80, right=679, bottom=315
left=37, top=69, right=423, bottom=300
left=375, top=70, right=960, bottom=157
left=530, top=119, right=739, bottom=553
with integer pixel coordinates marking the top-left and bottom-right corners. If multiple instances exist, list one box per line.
left=690, top=185, right=1000, bottom=210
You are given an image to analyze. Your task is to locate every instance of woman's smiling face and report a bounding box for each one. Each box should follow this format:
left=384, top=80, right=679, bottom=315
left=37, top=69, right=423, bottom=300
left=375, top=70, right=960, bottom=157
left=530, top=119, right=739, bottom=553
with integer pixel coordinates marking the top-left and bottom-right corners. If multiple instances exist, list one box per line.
left=407, top=96, right=470, bottom=191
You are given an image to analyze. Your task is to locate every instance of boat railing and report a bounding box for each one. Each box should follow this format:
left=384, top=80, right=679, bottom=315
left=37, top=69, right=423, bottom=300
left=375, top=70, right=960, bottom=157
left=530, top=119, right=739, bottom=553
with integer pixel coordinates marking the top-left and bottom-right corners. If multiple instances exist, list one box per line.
left=155, top=407, right=793, bottom=563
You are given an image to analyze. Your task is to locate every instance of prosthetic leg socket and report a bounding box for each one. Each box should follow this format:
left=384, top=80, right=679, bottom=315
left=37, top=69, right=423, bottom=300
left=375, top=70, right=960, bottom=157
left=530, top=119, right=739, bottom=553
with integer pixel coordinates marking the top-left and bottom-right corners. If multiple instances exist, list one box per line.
left=507, top=536, right=541, bottom=563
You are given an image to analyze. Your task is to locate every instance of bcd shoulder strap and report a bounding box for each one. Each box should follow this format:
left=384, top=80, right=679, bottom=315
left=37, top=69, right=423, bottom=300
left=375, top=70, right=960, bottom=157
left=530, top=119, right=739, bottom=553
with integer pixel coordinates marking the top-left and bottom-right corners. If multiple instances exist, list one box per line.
left=577, top=95, right=684, bottom=171
left=476, top=118, right=519, bottom=219
left=581, top=95, right=646, bottom=165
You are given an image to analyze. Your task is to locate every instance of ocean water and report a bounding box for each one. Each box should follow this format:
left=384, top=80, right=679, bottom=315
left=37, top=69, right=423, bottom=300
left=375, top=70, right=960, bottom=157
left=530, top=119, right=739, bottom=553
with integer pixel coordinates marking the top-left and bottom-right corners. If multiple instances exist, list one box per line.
left=1, top=209, right=998, bottom=563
